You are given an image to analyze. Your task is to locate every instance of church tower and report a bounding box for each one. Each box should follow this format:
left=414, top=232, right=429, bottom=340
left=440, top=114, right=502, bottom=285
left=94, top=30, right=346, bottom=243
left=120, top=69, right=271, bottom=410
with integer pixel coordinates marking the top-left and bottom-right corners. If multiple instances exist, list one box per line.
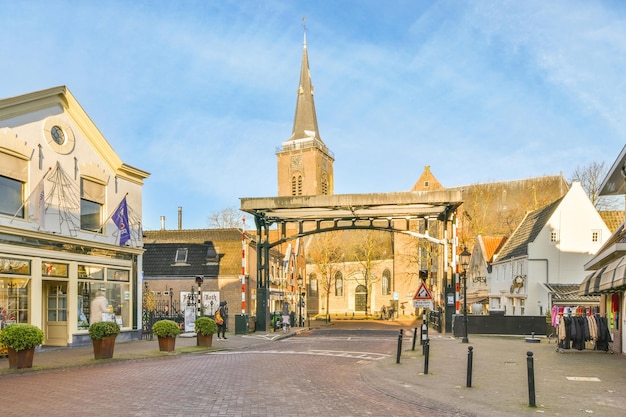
left=277, top=31, right=334, bottom=197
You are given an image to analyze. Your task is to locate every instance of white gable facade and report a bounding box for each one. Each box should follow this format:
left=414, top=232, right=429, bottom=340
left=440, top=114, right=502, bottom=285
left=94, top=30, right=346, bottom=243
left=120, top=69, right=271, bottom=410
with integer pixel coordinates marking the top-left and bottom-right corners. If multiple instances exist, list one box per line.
left=0, top=86, right=149, bottom=346
left=490, top=182, right=609, bottom=316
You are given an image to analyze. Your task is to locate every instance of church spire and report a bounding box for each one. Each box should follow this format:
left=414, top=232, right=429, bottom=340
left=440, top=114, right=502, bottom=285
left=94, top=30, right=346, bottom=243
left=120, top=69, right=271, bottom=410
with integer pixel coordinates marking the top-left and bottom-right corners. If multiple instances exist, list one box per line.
left=287, top=19, right=323, bottom=143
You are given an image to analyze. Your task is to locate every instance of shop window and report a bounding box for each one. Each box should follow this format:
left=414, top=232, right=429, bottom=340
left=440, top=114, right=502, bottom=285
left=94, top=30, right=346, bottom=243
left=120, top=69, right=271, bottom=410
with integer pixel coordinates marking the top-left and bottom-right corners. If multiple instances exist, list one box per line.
left=0, top=278, right=30, bottom=325
left=42, top=262, right=69, bottom=277
left=0, top=175, right=24, bottom=218
left=80, top=178, right=105, bottom=232
left=78, top=271, right=130, bottom=329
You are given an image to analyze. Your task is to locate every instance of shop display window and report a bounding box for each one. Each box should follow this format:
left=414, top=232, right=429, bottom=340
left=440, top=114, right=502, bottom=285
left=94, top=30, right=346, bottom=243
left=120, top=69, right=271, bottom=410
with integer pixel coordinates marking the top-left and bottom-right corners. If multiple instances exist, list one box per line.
left=0, top=278, right=30, bottom=327
left=78, top=267, right=131, bottom=329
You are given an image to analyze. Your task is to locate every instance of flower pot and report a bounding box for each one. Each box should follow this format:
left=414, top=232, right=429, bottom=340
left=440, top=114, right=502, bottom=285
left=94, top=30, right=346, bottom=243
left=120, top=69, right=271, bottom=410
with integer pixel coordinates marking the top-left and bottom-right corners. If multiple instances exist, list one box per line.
left=157, top=336, right=176, bottom=352
left=92, top=336, right=116, bottom=359
left=197, top=334, right=213, bottom=347
left=7, top=347, right=35, bottom=369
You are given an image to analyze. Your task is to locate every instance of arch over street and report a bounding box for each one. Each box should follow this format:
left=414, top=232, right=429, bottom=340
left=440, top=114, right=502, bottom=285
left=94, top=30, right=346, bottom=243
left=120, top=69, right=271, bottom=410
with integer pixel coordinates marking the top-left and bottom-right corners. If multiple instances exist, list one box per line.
left=240, top=190, right=463, bottom=331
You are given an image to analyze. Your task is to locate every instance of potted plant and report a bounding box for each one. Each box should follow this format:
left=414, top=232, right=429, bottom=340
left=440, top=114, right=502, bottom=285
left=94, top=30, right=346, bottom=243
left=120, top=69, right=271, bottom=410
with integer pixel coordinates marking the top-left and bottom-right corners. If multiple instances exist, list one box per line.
left=195, top=316, right=217, bottom=347
left=152, top=319, right=180, bottom=352
left=88, top=321, right=120, bottom=359
left=0, top=323, right=44, bottom=369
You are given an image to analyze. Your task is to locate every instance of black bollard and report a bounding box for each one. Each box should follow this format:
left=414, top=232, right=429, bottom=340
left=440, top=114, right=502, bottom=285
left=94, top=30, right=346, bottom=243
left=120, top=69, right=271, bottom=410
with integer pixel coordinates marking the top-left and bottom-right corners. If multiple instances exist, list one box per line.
left=423, top=338, right=430, bottom=374
left=412, top=327, right=418, bottom=351
left=396, top=329, right=403, bottom=364
left=466, top=346, right=473, bottom=388
left=527, top=351, right=536, bottom=407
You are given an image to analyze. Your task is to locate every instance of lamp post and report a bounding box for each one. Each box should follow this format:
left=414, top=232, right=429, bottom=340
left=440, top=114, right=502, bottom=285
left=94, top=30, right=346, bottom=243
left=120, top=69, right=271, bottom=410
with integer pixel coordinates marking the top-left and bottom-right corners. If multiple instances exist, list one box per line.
left=460, top=247, right=471, bottom=343
left=297, top=275, right=303, bottom=327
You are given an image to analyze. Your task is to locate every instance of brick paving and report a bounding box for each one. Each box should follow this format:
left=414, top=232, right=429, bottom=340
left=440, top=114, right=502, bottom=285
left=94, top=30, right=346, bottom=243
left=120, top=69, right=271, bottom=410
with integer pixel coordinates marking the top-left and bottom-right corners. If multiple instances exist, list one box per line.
left=1, top=320, right=626, bottom=416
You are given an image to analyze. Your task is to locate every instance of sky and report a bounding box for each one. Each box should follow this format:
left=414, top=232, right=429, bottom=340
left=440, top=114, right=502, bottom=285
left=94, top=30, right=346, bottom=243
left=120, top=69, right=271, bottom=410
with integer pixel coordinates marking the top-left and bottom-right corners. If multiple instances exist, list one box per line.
left=2, top=1, right=625, bottom=231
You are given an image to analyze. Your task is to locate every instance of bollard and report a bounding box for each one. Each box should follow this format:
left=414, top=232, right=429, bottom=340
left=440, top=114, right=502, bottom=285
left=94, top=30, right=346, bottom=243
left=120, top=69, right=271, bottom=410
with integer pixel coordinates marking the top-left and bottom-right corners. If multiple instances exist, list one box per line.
left=527, top=351, right=536, bottom=407
left=420, top=321, right=428, bottom=345
left=396, top=329, right=403, bottom=364
left=423, top=338, right=430, bottom=374
left=412, top=327, right=418, bottom=351
left=466, top=346, right=473, bottom=388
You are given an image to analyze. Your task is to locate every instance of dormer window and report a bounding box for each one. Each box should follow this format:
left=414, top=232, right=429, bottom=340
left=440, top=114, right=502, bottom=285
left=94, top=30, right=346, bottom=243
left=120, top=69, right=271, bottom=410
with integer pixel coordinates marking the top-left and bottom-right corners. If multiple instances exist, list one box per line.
left=175, top=248, right=188, bottom=263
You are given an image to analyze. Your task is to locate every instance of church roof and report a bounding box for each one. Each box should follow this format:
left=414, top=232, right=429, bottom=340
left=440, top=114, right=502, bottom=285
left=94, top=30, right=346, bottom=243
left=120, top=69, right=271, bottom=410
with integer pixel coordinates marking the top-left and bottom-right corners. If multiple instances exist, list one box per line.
left=286, top=33, right=323, bottom=144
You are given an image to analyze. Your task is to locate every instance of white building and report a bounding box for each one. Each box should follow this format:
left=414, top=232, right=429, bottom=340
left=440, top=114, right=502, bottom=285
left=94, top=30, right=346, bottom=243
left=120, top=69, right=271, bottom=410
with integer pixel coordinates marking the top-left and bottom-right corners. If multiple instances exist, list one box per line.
left=489, top=181, right=609, bottom=316
left=0, top=86, right=149, bottom=346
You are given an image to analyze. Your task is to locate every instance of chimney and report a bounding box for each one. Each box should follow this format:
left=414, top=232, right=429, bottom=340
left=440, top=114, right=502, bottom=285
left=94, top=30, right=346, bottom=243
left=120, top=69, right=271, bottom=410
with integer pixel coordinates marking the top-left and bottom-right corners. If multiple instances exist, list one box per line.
left=160, top=216, right=166, bottom=231
left=178, top=206, right=182, bottom=230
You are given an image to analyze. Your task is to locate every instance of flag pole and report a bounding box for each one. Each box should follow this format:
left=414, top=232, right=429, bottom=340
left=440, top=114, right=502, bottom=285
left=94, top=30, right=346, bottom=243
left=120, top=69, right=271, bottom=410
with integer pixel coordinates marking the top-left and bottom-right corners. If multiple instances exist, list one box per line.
left=10, top=167, right=52, bottom=223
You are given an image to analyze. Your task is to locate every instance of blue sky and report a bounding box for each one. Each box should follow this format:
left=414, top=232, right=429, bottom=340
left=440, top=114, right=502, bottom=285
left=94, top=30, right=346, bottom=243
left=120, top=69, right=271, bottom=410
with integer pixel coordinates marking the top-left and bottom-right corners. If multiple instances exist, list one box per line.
left=2, top=1, right=625, bottom=230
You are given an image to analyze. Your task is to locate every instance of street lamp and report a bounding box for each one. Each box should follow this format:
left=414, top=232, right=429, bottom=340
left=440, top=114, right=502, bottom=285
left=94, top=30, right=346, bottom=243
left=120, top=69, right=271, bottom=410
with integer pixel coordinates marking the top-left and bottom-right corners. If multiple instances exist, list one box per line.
left=297, top=275, right=303, bottom=327
left=460, top=247, right=471, bottom=343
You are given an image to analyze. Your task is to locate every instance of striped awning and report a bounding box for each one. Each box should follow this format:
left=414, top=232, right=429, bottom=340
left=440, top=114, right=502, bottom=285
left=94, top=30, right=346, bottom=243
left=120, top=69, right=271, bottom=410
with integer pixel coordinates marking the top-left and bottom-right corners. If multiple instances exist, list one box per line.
left=579, top=265, right=606, bottom=296
left=598, top=256, right=626, bottom=293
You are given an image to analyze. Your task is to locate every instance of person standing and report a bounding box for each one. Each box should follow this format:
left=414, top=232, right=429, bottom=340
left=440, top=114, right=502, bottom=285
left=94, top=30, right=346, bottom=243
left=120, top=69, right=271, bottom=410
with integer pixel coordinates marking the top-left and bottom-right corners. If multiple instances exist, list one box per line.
left=90, top=290, right=109, bottom=324
left=216, top=301, right=228, bottom=339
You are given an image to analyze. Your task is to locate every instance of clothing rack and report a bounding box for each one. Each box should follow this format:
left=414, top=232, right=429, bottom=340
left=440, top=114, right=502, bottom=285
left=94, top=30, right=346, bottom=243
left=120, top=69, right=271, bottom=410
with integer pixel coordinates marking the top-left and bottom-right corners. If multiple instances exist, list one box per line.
left=555, top=313, right=613, bottom=354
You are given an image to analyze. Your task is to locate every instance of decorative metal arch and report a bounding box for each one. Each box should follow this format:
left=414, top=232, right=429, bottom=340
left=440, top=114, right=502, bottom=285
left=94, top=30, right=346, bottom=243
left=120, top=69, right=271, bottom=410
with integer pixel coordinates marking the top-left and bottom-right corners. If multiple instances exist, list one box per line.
left=241, top=190, right=463, bottom=331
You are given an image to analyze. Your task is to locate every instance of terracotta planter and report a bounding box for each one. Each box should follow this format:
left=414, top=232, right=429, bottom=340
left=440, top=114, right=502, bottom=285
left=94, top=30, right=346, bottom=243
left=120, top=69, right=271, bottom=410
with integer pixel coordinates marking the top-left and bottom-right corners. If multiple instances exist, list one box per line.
left=92, top=336, right=116, bottom=359
left=197, top=334, right=213, bottom=347
left=157, top=336, right=176, bottom=352
left=7, top=347, right=35, bottom=369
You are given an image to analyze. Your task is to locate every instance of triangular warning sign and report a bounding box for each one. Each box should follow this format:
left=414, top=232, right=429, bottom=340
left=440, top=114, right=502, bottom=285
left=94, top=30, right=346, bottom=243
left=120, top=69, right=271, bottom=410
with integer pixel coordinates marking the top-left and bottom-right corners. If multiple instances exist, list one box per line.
left=413, top=282, right=433, bottom=300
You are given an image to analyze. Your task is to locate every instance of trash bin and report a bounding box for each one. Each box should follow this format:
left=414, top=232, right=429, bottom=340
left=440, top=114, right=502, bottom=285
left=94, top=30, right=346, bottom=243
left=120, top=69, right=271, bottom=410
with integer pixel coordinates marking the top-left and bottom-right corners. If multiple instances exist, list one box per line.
left=235, top=314, right=249, bottom=334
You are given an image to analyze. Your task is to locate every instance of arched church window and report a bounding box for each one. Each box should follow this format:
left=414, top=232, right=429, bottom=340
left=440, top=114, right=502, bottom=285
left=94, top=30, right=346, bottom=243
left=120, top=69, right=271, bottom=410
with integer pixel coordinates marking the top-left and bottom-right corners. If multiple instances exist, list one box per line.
left=334, top=271, right=343, bottom=296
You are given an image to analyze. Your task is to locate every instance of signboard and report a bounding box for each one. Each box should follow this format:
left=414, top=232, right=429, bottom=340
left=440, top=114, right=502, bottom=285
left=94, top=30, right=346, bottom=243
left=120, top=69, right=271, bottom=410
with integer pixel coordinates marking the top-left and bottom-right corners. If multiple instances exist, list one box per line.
left=413, top=282, right=433, bottom=309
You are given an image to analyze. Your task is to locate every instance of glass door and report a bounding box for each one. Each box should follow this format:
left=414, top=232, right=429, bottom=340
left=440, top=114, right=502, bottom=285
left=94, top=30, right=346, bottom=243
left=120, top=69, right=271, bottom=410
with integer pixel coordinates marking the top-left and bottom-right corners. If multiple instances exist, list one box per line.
left=44, top=282, right=68, bottom=346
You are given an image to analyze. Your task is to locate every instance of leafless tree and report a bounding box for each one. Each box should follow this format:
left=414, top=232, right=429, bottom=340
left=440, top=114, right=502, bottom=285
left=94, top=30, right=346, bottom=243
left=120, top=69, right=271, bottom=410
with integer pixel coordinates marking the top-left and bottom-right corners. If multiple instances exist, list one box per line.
left=207, top=207, right=245, bottom=229
left=350, top=230, right=390, bottom=316
left=571, top=161, right=622, bottom=211
left=308, top=231, right=343, bottom=321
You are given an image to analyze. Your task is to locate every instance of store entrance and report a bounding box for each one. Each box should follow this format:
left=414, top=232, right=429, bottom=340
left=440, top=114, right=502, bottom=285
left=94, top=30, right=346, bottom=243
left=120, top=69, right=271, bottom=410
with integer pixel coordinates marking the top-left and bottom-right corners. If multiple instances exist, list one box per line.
left=43, top=281, right=68, bottom=346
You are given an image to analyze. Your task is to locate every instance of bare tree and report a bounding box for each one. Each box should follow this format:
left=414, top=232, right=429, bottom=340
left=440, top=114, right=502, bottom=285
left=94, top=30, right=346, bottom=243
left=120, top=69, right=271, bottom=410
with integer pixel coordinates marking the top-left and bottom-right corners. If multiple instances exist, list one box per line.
left=350, top=230, right=390, bottom=316
left=207, top=207, right=245, bottom=229
left=571, top=161, right=622, bottom=211
left=308, top=231, right=343, bottom=321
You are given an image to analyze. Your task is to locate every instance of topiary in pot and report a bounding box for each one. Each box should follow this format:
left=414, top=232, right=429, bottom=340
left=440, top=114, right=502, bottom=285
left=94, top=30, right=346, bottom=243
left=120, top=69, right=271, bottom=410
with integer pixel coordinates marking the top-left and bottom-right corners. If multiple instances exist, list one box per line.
left=195, top=316, right=217, bottom=347
left=89, top=321, right=120, bottom=359
left=152, top=319, right=180, bottom=352
left=88, top=321, right=121, bottom=340
left=152, top=319, right=181, bottom=337
left=195, top=316, right=218, bottom=336
left=0, top=323, right=45, bottom=369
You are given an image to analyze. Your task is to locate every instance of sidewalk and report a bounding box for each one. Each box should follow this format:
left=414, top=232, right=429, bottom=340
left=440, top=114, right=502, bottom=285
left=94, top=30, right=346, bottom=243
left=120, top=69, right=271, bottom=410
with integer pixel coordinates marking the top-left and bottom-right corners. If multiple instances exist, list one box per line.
left=365, top=332, right=626, bottom=416
left=0, top=330, right=296, bottom=375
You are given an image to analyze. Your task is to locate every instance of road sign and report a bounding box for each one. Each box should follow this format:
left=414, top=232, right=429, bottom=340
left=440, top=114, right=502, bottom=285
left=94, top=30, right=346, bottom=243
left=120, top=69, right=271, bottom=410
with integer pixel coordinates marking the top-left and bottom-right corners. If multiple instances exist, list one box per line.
left=413, top=282, right=433, bottom=300
left=413, top=282, right=433, bottom=309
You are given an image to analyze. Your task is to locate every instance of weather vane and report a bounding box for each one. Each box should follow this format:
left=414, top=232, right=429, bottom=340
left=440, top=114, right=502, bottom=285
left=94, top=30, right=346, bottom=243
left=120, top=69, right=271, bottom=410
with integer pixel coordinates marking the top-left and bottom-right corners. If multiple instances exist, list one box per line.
left=302, top=16, right=307, bottom=33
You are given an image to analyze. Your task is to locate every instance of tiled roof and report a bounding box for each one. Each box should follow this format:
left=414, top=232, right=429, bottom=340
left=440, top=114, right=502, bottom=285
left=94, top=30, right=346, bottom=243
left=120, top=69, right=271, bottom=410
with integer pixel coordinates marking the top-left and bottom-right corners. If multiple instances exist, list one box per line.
left=144, top=229, right=245, bottom=276
left=481, top=236, right=507, bottom=262
left=143, top=243, right=221, bottom=278
left=599, top=211, right=625, bottom=234
left=144, top=229, right=243, bottom=244
left=495, top=197, right=563, bottom=262
left=543, top=283, right=599, bottom=305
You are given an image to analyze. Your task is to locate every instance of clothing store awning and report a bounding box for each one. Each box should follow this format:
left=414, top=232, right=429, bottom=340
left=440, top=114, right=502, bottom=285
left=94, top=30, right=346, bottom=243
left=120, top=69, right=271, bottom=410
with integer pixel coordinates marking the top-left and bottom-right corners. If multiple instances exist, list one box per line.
left=579, top=266, right=606, bottom=296
left=542, top=283, right=599, bottom=305
left=598, top=256, right=626, bottom=293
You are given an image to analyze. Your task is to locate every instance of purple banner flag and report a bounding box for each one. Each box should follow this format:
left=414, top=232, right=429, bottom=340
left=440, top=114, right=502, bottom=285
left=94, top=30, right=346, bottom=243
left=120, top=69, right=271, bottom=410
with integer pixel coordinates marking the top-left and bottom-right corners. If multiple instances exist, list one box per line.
left=112, top=197, right=130, bottom=246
